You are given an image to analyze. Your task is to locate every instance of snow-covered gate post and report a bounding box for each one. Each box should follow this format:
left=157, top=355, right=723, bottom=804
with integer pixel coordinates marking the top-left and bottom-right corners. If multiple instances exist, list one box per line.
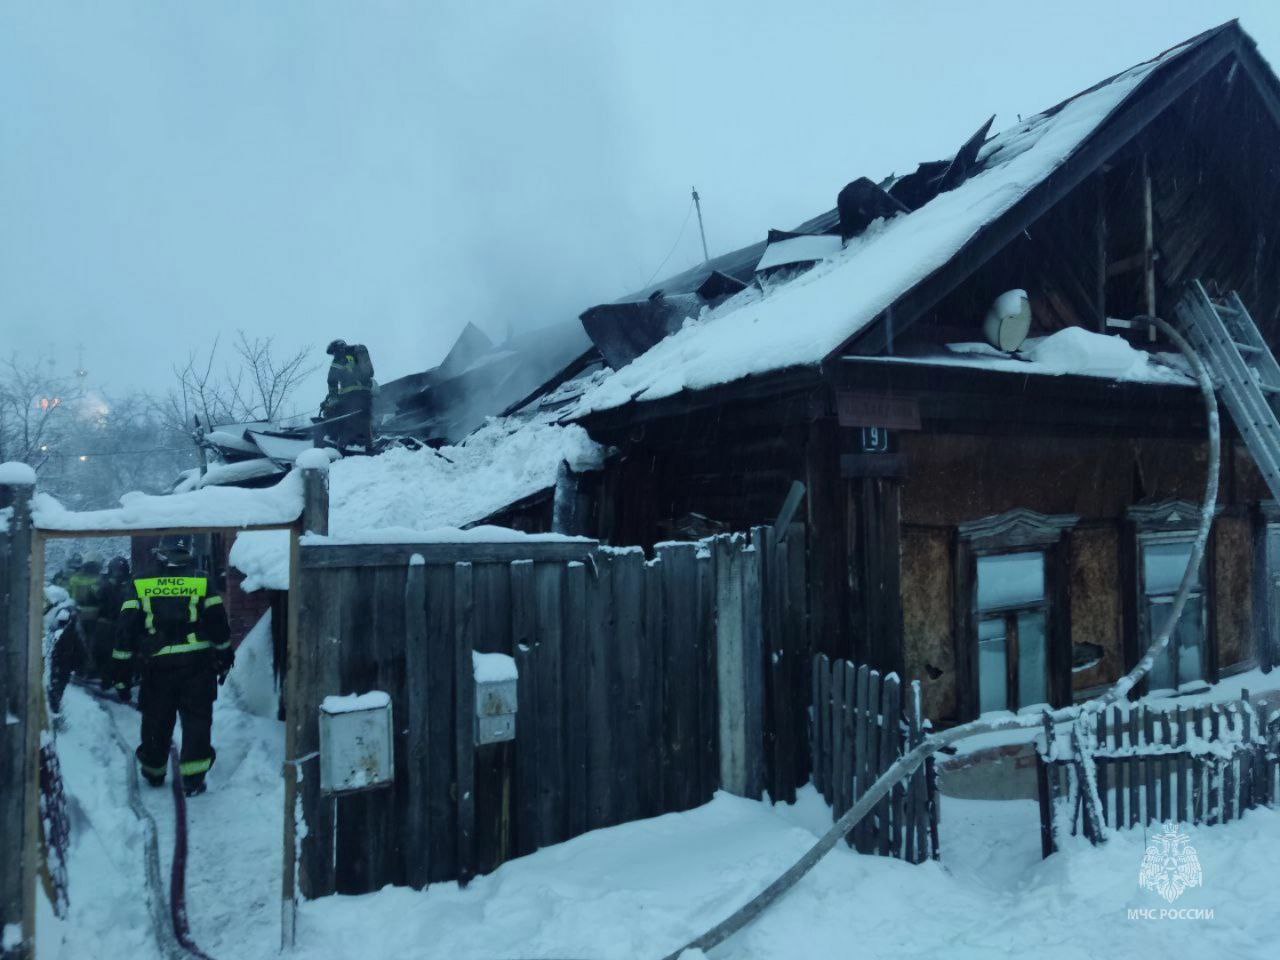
left=0, top=466, right=37, bottom=960
left=281, top=454, right=329, bottom=950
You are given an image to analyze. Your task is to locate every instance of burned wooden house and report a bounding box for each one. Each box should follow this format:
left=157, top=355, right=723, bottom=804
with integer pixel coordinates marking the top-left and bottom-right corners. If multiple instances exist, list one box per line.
left=516, top=22, right=1280, bottom=725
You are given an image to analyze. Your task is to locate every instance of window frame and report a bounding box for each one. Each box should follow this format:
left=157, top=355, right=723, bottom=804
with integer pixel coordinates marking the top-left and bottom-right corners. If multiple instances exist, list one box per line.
left=1252, top=501, right=1280, bottom=674
left=954, top=508, right=1078, bottom=721
left=1124, top=500, right=1218, bottom=695
left=974, top=551, right=1050, bottom=714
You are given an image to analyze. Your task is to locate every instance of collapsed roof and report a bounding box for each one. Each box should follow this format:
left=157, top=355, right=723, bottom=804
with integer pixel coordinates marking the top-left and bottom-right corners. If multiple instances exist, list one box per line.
left=378, top=319, right=592, bottom=442
left=559, top=21, right=1280, bottom=422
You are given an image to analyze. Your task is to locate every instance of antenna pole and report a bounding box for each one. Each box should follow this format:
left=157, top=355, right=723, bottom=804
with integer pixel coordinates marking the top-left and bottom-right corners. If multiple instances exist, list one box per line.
left=692, top=186, right=710, bottom=263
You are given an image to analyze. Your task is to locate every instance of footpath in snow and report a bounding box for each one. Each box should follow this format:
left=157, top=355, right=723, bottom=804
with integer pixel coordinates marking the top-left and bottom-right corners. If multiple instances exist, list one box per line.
left=43, top=665, right=1279, bottom=960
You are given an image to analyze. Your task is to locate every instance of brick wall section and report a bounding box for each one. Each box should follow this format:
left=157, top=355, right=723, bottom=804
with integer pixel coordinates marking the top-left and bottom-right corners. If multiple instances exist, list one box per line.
left=225, top=570, right=272, bottom=648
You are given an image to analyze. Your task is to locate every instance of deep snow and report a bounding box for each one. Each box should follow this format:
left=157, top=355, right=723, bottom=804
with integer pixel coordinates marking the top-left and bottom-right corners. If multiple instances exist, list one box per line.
left=42, top=667, right=1280, bottom=960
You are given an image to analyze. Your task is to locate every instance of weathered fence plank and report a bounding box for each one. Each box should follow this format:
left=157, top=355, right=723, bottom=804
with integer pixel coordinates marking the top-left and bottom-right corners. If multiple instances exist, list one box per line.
left=0, top=478, right=35, bottom=959
left=454, top=562, right=476, bottom=885
left=641, top=554, right=666, bottom=818
left=534, top=561, right=567, bottom=847
left=424, top=564, right=457, bottom=882
left=611, top=550, right=644, bottom=827
left=586, top=550, right=615, bottom=830
left=660, top=542, right=701, bottom=812
left=511, top=560, right=538, bottom=859
left=563, top=562, right=589, bottom=837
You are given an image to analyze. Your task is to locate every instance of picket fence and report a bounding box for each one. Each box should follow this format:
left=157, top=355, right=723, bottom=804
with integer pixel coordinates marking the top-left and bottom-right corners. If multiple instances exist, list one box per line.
left=810, top=655, right=940, bottom=862
left=1036, top=692, right=1280, bottom=856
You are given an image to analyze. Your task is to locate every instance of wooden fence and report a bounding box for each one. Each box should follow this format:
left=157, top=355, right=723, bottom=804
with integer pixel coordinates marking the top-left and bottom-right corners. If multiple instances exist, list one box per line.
left=1036, top=693, right=1280, bottom=856
left=291, top=525, right=810, bottom=898
left=809, top=655, right=940, bottom=862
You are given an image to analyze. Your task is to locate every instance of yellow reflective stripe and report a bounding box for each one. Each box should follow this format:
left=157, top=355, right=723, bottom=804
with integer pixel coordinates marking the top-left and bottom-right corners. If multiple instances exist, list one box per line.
left=111, top=650, right=133, bottom=661
left=121, top=599, right=139, bottom=611
left=133, top=577, right=207, bottom=601
left=213, top=642, right=231, bottom=651
left=152, top=641, right=212, bottom=657
left=179, top=758, right=212, bottom=777
left=134, top=577, right=206, bottom=634
left=138, top=760, right=167, bottom=778
left=202, top=595, right=223, bottom=607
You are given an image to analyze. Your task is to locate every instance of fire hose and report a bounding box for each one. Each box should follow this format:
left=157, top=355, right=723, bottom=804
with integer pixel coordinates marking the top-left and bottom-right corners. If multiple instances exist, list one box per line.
left=661, top=313, right=1220, bottom=960
left=94, top=691, right=217, bottom=960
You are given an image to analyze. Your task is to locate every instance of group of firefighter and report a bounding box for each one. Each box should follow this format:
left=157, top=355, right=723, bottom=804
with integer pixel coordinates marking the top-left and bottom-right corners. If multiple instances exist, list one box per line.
left=49, top=537, right=231, bottom=797
left=42, top=339, right=373, bottom=798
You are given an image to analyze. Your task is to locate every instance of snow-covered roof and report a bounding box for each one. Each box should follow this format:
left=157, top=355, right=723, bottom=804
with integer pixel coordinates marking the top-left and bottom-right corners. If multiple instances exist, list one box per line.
left=852, top=327, right=1194, bottom=386
left=34, top=469, right=304, bottom=534
left=565, top=31, right=1212, bottom=420
left=230, top=416, right=604, bottom=590
left=173, top=457, right=286, bottom=493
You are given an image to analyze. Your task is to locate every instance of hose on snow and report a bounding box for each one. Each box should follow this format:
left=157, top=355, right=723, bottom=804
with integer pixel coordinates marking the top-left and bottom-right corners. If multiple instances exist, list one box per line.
left=660, top=313, right=1220, bottom=960
left=169, top=745, right=215, bottom=960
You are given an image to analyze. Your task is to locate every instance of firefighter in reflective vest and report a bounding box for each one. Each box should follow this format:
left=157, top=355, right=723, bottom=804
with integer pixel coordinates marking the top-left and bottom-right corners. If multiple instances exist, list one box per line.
left=112, top=536, right=232, bottom=796
left=66, top=558, right=105, bottom=678
left=319, top=339, right=374, bottom=451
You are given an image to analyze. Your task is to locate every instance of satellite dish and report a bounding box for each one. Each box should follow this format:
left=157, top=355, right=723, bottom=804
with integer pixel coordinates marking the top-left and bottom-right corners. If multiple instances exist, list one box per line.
left=983, top=289, right=1032, bottom=352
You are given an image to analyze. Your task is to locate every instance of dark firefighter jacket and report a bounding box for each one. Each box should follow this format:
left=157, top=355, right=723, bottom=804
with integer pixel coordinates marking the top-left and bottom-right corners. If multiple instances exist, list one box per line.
left=325, top=345, right=374, bottom=405
left=112, top=575, right=230, bottom=675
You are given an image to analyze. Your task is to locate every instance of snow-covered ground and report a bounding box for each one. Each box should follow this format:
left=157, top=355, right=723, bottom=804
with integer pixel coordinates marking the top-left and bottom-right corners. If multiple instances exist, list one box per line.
left=42, top=660, right=1280, bottom=960
left=41, top=676, right=284, bottom=960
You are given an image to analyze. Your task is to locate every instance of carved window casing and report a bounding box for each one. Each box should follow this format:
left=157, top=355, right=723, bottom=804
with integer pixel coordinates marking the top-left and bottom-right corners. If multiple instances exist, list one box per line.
left=1126, top=501, right=1215, bottom=693
left=955, top=509, right=1078, bottom=720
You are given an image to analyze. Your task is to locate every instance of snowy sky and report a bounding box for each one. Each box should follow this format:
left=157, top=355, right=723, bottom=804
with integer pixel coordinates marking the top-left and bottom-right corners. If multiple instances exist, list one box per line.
left=3, top=1, right=1279, bottom=405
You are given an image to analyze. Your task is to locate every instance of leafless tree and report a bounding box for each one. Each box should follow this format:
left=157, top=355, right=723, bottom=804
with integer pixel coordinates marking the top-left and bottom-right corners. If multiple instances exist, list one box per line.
left=164, top=332, right=318, bottom=435
left=0, top=354, right=82, bottom=466
left=231, top=331, right=318, bottom=421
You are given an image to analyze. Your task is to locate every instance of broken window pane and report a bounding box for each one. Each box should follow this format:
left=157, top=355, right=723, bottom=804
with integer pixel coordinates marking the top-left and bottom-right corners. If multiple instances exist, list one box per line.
left=1017, top=610, right=1048, bottom=708
left=977, top=552, right=1044, bottom=610
left=978, top=618, right=1008, bottom=713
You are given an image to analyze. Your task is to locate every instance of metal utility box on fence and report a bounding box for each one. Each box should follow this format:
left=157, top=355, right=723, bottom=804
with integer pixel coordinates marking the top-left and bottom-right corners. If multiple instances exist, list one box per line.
left=319, top=692, right=395, bottom=794
left=474, top=651, right=518, bottom=746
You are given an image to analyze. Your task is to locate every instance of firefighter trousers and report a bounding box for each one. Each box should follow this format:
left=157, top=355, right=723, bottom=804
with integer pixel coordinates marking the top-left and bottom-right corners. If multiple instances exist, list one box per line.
left=136, top=655, right=217, bottom=789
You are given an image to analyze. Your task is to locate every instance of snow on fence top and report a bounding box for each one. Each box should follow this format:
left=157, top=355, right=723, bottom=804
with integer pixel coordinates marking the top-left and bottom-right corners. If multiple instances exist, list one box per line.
left=0, top=462, right=37, bottom=486
left=566, top=39, right=1187, bottom=419
left=230, top=417, right=604, bottom=591
left=32, top=467, right=305, bottom=533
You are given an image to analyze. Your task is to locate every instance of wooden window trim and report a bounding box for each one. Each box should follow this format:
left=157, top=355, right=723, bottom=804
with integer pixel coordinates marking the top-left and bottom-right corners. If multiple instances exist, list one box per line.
left=954, top=509, right=1078, bottom=722
left=1124, top=500, right=1220, bottom=696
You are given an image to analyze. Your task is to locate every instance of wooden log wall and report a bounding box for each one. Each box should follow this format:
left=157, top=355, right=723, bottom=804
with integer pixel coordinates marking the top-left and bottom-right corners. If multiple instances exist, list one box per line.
left=1037, top=692, right=1280, bottom=855
left=292, top=527, right=810, bottom=898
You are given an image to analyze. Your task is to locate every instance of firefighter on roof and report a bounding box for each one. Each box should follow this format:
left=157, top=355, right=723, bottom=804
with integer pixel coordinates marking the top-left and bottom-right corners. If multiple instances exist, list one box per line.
left=112, top=536, right=232, bottom=796
left=318, top=338, right=375, bottom=452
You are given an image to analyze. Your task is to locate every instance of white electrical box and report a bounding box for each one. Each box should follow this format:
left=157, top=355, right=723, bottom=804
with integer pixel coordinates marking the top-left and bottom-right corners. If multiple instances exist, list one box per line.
left=319, top=691, right=394, bottom=794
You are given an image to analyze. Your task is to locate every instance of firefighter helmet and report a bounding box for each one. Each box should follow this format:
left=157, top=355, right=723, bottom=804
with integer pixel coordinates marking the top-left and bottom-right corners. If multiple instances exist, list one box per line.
left=153, top=536, right=194, bottom=569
